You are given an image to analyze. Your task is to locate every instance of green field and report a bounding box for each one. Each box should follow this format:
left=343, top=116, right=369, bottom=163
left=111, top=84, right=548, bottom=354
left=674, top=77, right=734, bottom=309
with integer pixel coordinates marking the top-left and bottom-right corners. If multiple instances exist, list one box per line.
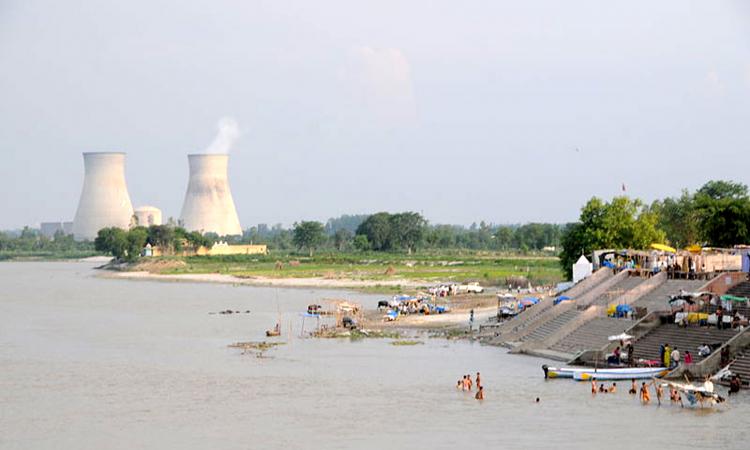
left=140, top=250, right=563, bottom=289
left=0, top=250, right=102, bottom=261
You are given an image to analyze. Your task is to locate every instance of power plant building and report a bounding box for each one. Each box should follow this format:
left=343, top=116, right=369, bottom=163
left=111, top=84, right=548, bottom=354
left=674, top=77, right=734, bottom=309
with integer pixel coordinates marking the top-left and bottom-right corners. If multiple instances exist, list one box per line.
left=133, top=206, right=163, bottom=227
left=179, top=153, right=242, bottom=236
left=72, top=152, right=134, bottom=240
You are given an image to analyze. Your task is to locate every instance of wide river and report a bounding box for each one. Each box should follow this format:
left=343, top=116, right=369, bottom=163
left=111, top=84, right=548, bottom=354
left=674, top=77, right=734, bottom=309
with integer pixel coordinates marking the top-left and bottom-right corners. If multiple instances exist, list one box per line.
left=1, top=262, right=748, bottom=449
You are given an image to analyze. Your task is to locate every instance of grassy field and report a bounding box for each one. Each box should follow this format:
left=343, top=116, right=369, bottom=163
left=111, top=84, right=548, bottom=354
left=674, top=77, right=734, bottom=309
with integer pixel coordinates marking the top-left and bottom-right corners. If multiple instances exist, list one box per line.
left=138, top=250, right=564, bottom=289
left=0, top=250, right=102, bottom=261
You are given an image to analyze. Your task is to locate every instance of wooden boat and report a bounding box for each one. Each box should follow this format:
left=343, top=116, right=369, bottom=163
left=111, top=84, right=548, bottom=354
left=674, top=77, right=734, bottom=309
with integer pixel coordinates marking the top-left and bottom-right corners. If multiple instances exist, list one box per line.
left=543, top=365, right=668, bottom=380
left=265, top=323, right=281, bottom=337
left=573, top=367, right=669, bottom=381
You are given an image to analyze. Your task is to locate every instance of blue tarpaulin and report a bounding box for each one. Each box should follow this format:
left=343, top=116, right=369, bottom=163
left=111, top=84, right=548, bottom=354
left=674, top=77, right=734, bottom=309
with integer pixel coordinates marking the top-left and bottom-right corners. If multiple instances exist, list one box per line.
left=614, top=304, right=633, bottom=318
left=554, top=296, right=572, bottom=305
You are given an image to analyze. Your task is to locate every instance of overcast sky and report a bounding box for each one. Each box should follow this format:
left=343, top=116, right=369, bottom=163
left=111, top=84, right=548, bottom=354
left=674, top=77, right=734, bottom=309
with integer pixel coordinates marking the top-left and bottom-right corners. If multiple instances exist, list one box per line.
left=1, top=0, right=749, bottom=229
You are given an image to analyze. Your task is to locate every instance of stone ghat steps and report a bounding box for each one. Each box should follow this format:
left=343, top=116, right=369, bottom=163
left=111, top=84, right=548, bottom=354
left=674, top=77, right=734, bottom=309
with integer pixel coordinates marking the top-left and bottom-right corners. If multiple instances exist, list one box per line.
left=727, top=281, right=750, bottom=298
left=633, top=280, right=705, bottom=313
left=729, top=353, right=750, bottom=381
left=588, top=276, right=645, bottom=307
left=631, top=324, right=739, bottom=364
left=549, top=317, right=633, bottom=354
left=519, top=309, right=581, bottom=343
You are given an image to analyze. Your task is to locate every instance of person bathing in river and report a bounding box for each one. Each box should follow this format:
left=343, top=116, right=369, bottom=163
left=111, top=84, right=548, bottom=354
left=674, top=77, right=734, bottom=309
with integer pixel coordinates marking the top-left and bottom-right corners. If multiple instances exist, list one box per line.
left=629, top=379, right=637, bottom=395
left=466, top=374, right=473, bottom=391
left=476, top=372, right=481, bottom=389
left=591, top=379, right=597, bottom=395
left=610, top=383, right=617, bottom=393
left=475, top=386, right=484, bottom=400
left=640, top=382, right=651, bottom=404
left=598, top=383, right=608, bottom=393
left=654, top=382, right=664, bottom=406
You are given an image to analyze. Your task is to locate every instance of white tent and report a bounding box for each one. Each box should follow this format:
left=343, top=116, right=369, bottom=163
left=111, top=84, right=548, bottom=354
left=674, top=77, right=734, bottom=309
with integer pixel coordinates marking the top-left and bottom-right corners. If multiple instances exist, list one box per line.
left=572, top=255, right=593, bottom=284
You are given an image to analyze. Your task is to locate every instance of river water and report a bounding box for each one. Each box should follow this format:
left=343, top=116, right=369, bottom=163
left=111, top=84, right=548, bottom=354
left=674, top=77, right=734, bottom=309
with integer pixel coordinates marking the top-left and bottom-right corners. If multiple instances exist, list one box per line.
left=1, top=262, right=748, bottom=449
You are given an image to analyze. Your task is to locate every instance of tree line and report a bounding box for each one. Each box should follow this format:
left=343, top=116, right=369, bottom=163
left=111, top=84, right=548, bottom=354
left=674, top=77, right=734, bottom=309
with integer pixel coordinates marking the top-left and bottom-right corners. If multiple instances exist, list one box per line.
left=94, top=225, right=212, bottom=262
left=0, top=227, right=95, bottom=259
left=251, top=213, right=564, bottom=256
left=559, top=180, right=750, bottom=279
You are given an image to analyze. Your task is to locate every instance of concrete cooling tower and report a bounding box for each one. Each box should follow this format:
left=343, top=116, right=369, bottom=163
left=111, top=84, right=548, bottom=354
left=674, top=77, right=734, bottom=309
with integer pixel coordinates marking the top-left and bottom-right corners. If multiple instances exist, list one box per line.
left=179, top=153, right=242, bottom=236
left=72, top=152, right=134, bottom=240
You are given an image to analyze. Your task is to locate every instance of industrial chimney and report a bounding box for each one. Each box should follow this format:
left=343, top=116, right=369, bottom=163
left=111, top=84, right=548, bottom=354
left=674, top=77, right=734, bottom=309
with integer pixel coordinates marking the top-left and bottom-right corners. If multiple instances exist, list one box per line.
left=72, top=152, right=135, bottom=240
left=179, top=153, right=242, bottom=236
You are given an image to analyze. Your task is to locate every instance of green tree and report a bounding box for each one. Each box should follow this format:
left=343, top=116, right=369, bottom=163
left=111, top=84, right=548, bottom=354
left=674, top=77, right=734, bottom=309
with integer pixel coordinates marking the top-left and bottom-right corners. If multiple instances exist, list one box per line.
left=559, top=196, right=666, bottom=279
left=125, top=227, right=148, bottom=262
left=94, top=227, right=128, bottom=260
left=356, top=212, right=392, bottom=251
left=651, top=189, right=699, bottom=248
left=292, top=221, right=326, bottom=256
left=694, top=180, right=750, bottom=247
left=388, top=212, right=427, bottom=254
left=333, top=228, right=353, bottom=251
left=352, top=234, right=371, bottom=252
left=147, top=225, right=176, bottom=253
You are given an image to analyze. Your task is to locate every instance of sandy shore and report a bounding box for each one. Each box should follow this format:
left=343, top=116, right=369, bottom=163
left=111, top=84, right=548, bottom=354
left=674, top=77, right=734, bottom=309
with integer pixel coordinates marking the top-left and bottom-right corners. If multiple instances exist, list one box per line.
left=99, top=269, right=499, bottom=332
left=367, top=305, right=497, bottom=330
left=99, top=270, right=429, bottom=290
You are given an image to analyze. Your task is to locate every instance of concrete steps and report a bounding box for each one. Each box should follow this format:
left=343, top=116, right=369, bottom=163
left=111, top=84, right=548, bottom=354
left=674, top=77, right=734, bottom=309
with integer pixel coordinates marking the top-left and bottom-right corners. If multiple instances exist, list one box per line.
left=549, top=316, right=632, bottom=354
left=631, top=324, right=740, bottom=364
left=633, top=280, right=705, bottom=314
left=519, top=309, right=581, bottom=343
left=728, top=352, right=750, bottom=382
left=588, top=276, right=645, bottom=307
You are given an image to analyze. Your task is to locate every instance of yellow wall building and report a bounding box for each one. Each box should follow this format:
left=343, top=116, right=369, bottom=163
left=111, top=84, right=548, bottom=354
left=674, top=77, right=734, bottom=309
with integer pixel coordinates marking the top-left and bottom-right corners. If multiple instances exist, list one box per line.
left=196, top=241, right=268, bottom=256
left=144, top=241, right=268, bottom=257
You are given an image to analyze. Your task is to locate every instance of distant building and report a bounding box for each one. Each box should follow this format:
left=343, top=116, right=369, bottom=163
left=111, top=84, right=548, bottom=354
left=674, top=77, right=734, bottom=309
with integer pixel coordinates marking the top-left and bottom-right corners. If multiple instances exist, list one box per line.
left=133, top=206, right=163, bottom=227
left=145, top=241, right=268, bottom=257
left=40, top=221, right=74, bottom=239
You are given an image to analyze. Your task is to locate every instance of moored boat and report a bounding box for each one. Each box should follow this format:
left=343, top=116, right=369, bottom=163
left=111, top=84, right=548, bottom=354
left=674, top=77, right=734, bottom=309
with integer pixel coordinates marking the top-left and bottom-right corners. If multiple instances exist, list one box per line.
left=573, top=367, right=669, bottom=381
left=543, top=365, right=669, bottom=380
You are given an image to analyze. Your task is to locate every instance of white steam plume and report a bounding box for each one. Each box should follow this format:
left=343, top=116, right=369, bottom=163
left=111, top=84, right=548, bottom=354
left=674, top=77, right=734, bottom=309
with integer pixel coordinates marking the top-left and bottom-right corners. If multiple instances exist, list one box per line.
left=205, top=117, right=241, bottom=154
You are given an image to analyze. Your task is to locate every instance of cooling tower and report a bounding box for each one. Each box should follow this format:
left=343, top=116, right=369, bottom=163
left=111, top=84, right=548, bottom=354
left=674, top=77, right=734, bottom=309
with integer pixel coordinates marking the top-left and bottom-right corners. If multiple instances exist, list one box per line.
left=179, top=153, right=242, bottom=236
left=72, top=152, right=134, bottom=240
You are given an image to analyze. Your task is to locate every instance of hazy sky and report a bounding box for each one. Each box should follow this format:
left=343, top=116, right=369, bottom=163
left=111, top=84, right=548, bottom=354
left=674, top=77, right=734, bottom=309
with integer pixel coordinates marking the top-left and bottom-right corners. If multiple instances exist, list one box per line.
left=1, top=0, right=749, bottom=229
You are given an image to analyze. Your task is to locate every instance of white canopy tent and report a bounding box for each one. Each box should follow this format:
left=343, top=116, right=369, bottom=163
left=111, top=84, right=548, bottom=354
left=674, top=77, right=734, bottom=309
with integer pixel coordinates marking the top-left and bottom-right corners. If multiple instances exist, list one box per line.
left=572, top=255, right=593, bottom=284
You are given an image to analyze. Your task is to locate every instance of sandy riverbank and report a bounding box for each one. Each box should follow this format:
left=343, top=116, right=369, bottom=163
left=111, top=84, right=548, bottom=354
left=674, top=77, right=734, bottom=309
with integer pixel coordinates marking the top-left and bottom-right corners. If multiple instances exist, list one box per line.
left=100, top=269, right=499, bottom=331
left=99, top=270, right=429, bottom=290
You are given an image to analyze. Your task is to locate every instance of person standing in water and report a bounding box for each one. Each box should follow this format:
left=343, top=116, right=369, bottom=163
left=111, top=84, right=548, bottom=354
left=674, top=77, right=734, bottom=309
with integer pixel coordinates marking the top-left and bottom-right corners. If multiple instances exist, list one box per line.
left=610, top=383, right=617, bottom=393
left=466, top=374, right=473, bottom=391
left=476, top=372, right=481, bottom=389
left=629, top=379, right=637, bottom=394
left=475, top=386, right=484, bottom=400
left=654, top=382, right=663, bottom=406
left=640, top=382, right=651, bottom=404
left=591, top=379, right=597, bottom=395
